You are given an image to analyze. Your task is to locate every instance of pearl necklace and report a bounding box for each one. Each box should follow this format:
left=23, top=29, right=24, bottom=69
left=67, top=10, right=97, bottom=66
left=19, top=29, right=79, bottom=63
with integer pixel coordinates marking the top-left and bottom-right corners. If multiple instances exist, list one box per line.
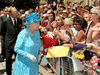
left=31, top=33, right=34, bottom=36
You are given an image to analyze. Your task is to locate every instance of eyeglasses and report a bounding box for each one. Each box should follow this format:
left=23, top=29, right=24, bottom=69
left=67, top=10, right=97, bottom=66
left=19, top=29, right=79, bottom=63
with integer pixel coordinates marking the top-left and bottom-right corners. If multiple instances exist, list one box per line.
left=67, top=8, right=71, bottom=9
left=89, top=12, right=97, bottom=15
left=73, top=24, right=79, bottom=25
left=63, top=12, right=68, bottom=14
left=8, top=11, right=11, bottom=12
left=64, top=24, right=69, bottom=26
left=84, top=17, right=88, bottom=18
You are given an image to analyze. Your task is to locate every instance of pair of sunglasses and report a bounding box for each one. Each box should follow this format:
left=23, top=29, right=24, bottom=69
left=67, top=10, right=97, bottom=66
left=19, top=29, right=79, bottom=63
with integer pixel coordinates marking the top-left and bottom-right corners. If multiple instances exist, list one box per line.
left=73, top=24, right=79, bottom=25
left=89, top=12, right=97, bottom=14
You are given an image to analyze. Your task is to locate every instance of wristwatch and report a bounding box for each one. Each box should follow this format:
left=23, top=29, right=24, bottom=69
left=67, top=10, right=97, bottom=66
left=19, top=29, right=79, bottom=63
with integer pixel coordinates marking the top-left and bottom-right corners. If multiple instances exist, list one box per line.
left=66, top=29, right=69, bottom=33
left=72, top=37, right=75, bottom=39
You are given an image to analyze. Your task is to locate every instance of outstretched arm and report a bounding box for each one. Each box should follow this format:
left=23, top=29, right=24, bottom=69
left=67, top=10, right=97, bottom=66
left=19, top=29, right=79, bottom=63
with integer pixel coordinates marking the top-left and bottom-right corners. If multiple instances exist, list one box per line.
left=86, top=44, right=100, bottom=56
left=63, top=44, right=73, bottom=48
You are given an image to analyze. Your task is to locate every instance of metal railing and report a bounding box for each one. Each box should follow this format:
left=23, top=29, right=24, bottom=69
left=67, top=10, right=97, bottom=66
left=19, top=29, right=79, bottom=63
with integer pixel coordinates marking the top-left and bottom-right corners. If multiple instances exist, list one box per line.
left=39, top=47, right=100, bottom=75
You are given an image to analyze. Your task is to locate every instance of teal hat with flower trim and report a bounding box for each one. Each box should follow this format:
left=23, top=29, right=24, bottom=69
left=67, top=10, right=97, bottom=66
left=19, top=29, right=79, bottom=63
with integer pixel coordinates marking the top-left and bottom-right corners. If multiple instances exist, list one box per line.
left=24, top=12, right=42, bottom=25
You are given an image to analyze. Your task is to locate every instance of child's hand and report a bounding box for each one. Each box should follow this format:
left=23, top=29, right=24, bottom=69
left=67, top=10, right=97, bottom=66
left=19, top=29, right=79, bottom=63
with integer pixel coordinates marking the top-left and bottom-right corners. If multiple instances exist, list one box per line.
left=39, top=26, right=47, bottom=32
left=63, top=44, right=69, bottom=47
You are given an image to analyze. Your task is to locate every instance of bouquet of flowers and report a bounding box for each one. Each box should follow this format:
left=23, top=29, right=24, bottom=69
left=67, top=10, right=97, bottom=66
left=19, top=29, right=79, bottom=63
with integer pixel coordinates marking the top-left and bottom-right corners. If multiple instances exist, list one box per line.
left=42, top=34, right=57, bottom=56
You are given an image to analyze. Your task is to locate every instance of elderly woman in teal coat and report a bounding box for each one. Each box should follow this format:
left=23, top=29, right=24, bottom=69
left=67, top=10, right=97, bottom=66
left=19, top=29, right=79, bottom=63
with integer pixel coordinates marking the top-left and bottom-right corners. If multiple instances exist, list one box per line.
left=12, top=12, right=42, bottom=75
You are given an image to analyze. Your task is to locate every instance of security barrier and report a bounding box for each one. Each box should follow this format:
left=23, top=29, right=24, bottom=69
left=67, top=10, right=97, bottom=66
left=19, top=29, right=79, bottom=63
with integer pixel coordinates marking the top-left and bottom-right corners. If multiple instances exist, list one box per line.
left=39, top=48, right=100, bottom=75
left=47, top=57, right=75, bottom=75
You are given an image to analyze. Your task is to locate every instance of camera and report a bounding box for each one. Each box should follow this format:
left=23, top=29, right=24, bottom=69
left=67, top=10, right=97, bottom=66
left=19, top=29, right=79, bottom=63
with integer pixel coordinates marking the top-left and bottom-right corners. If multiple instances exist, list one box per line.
left=60, top=0, right=63, bottom=2
left=58, top=9, right=61, bottom=12
left=74, top=2, right=77, bottom=4
left=48, top=16, right=50, bottom=19
left=67, top=1, right=71, bottom=4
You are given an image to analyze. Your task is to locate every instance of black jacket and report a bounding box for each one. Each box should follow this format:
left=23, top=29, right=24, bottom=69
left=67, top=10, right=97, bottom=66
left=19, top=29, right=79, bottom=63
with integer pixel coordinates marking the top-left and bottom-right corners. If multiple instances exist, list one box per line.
left=0, top=15, right=7, bottom=35
left=1, top=17, right=22, bottom=49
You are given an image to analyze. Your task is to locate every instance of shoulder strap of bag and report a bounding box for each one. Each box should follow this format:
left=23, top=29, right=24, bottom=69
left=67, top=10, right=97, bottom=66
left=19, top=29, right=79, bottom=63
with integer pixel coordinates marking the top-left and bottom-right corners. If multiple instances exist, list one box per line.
left=85, top=21, right=93, bottom=44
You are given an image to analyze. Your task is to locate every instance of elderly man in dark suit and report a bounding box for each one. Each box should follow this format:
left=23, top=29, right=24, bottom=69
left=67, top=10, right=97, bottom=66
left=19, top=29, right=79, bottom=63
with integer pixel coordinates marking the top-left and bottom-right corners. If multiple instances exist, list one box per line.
left=1, top=7, right=22, bottom=75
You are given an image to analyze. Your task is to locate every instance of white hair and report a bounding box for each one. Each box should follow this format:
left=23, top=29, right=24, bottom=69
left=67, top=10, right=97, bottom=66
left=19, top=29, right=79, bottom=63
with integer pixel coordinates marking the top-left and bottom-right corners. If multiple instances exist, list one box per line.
left=25, top=25, right=29, bottom=28
left=91, top=7, right=100, bottom=15
left=64, top=18, right=73, bottom=27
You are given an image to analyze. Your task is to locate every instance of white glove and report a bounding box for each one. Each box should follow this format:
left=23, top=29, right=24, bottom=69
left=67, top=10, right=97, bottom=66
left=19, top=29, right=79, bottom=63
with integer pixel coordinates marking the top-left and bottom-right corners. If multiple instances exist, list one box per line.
left=26, top=54, right=37, bottom=63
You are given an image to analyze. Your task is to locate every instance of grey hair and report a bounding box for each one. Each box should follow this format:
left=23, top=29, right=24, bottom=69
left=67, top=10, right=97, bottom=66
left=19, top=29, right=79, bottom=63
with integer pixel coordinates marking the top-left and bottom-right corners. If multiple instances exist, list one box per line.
left=26, top=23, right=33, bottom=28
left=64, top=18, right=73, bottom=27
left=25, top=25, right=29, bottom=28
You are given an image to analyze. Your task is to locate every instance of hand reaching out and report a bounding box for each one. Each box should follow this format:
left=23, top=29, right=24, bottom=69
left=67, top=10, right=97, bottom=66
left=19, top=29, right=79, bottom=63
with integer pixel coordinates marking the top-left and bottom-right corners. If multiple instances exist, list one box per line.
left=39, top=26, right=47, bottom=32
left=62, top=44, right=73, bottom=48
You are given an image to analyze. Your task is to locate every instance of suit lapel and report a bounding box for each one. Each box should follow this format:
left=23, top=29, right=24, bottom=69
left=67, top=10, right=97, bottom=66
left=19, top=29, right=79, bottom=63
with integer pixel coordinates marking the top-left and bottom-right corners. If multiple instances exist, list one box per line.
left=9, top=17, right=18, bottom=28
left=9, top=17, right=14, bottom=26
left=16, top=18, right=22, bottom=27
left=3, top=15, right=7, bottom=19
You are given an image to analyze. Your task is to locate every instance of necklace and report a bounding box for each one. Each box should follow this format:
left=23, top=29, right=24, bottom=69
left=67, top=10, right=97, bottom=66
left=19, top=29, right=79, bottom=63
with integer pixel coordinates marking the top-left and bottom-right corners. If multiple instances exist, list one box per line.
left=31, top=33, right=34, bottom=36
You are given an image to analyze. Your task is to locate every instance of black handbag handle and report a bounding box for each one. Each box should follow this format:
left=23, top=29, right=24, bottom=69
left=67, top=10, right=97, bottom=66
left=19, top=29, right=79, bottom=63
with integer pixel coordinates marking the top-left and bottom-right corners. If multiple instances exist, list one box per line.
left=85, top=21, right=93, bottom=44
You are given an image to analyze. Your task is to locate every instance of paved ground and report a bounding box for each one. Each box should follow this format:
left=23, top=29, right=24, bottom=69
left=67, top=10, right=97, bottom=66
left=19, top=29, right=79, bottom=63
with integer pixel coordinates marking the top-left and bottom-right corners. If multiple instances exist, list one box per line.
left=0, top=41, right=6, bottom=75
left=0, top=41, right=14, bottom=75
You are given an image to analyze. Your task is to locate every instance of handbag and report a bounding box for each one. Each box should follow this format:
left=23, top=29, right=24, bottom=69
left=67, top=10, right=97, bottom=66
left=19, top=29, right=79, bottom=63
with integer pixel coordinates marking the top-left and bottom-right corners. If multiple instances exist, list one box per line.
left=84, top=50, right=93, bottom=60
left=84, top=21, right=93, bottom=60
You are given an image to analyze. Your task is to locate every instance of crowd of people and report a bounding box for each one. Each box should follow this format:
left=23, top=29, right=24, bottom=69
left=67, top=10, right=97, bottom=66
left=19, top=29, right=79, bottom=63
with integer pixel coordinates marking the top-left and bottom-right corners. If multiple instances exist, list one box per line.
left=0, top=0, right=100, bottom=75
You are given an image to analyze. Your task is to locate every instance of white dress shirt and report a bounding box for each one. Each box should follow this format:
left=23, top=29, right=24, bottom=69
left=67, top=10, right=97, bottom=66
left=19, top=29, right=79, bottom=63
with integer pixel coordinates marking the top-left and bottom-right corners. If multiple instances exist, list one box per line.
left=10, top=16, right=17, bottom=25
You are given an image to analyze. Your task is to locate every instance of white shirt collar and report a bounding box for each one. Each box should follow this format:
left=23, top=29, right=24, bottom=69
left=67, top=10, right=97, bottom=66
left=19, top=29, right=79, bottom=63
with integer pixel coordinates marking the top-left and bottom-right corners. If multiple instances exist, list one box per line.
left=7, top=14, right=9, bottom=18
left=10, top=16, right=17, bottom=25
